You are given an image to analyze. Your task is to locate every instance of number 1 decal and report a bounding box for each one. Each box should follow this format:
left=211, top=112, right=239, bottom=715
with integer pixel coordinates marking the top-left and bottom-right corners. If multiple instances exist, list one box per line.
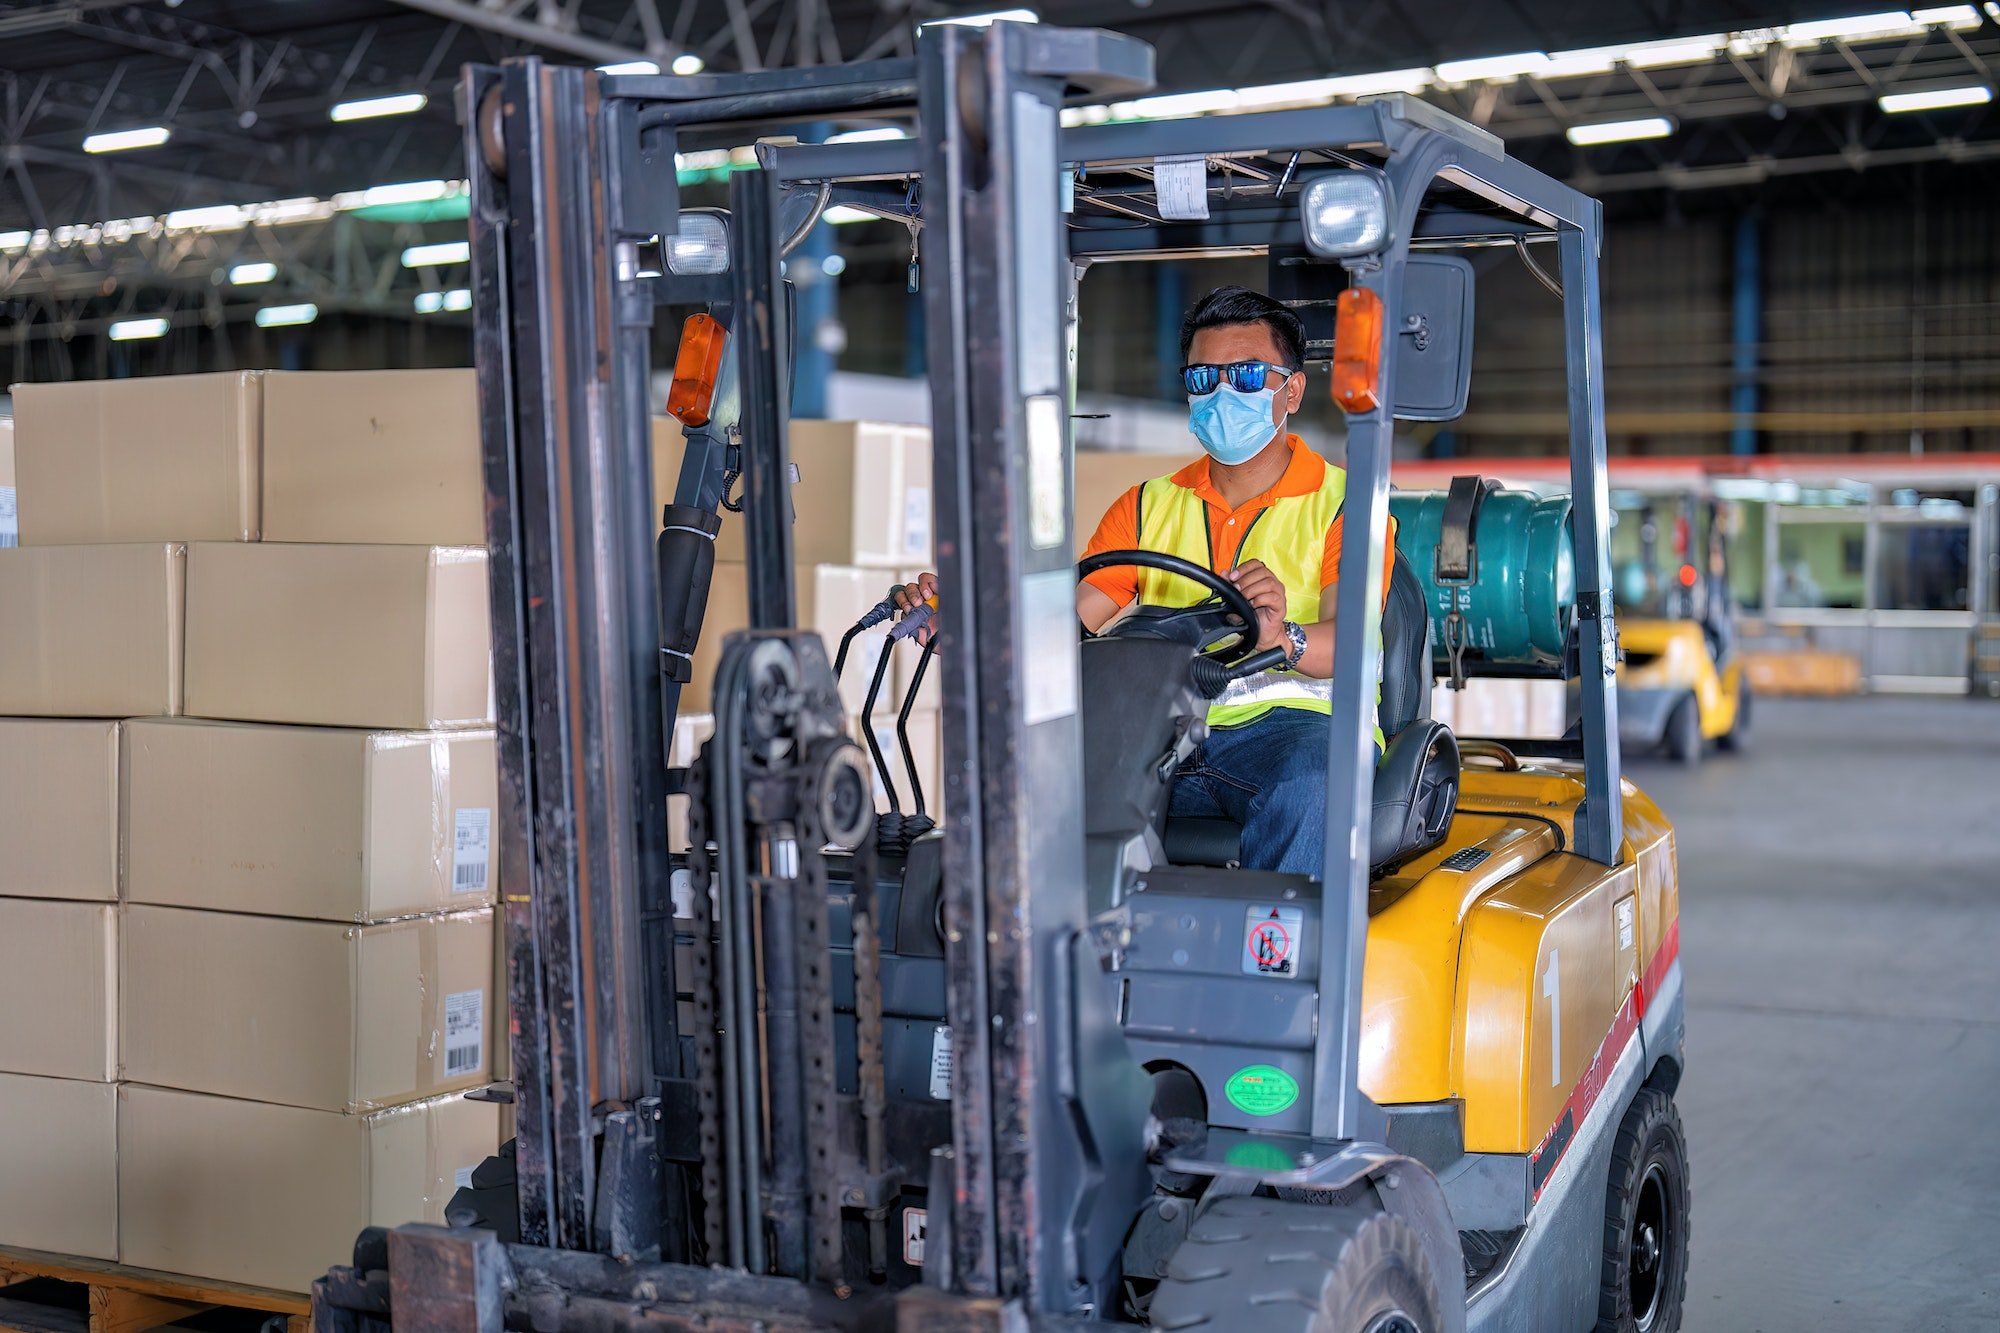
left=1542, top=949, right=1561, bottom=1088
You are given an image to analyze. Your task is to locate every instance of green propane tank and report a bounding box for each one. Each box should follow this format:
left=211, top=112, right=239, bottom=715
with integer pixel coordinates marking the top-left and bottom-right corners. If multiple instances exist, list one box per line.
left=1388, top=485, right=1575, bottom=672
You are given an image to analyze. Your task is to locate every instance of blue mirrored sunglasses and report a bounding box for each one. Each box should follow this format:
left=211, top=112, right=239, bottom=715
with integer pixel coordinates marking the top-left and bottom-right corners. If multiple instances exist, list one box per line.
left=1182, top=360, right=1296, bottom=396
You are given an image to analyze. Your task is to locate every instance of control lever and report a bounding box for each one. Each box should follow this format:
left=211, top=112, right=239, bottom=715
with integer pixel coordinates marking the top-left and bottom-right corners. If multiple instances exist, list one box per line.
left=1188, top=646, right=1289, bottom=700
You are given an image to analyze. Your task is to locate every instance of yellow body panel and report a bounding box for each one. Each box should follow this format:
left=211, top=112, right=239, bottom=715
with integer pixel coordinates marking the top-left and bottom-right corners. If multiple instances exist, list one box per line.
left=1358, top=766, right=1682, bottom=1154
left=1620, top=617, right=1741, bottom=739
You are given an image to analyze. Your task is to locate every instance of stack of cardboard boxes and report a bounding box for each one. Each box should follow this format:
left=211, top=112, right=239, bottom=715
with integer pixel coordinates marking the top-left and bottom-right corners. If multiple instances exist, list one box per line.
left=0, top=370, right=501, bottom=1293
left=655, top=419, right=943, bottom=831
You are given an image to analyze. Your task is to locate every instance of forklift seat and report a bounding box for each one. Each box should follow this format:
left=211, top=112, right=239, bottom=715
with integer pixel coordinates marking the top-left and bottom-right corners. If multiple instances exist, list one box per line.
left=1161, top=548, right=1459, bottom=874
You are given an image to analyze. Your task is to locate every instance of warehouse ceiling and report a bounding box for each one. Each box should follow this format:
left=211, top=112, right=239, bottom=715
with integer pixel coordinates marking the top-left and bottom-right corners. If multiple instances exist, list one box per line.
left=3, top=0, right=1999, bottom=339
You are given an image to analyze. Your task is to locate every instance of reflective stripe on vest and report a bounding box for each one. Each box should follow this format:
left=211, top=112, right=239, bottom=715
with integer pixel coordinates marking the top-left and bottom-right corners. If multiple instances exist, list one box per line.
left=1135, top=466, right=1383, bottom=747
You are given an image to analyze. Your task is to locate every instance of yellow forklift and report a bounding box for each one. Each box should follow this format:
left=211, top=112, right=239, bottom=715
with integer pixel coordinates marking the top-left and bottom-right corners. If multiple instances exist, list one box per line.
left=315, top=22, right=1687, bottom=1332
left=1612, top=490, right=1749, bottom=766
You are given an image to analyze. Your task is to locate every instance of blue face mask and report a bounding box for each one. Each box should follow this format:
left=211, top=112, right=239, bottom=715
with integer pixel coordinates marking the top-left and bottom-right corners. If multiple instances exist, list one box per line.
left=1188, top=385, right=1282, bottom=465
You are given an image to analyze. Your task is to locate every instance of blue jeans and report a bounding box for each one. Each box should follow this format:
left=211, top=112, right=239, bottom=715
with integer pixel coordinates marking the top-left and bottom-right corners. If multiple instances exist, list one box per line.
left=1168, top=709, right=1358, bottom=877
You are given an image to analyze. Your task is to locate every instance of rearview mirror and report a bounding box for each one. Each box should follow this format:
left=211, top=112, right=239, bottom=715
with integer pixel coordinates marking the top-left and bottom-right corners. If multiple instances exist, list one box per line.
left=1269, top=252, right=1476, bottom=423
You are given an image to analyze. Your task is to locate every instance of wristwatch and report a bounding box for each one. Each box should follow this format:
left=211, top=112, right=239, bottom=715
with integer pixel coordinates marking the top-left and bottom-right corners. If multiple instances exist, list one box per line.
left=1279, top=619, right=1308, bottom=670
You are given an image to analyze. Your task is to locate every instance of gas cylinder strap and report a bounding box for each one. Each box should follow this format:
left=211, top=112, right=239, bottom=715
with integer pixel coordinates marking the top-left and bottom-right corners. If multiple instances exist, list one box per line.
left=1434, top=474, right=1494, bottom=584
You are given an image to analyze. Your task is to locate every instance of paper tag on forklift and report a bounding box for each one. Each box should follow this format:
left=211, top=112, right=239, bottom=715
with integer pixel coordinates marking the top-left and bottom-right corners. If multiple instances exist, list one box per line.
left=1154, top=155, right=1210, bottom=220
left=929, top=1025, right=953, bottom=1100
left=1242, top=904, right=1302, bottom=977
left=903, top=1208, right=927, bottom=1265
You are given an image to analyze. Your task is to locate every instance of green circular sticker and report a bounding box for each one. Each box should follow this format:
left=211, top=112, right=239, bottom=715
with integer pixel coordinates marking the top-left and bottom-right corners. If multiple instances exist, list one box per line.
left=1224, top=1064, right=1299, bottom=1117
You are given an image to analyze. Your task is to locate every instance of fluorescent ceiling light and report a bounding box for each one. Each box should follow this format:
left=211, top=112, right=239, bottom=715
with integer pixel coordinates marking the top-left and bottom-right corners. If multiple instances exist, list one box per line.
left=255, top=303, right=318, bottom=328
left=1566, top=115, right=1675, bottom=145
left=400, top=240, right=471, bottom=267
left=330, top=93, right=429, bottom=122
left=0, top=231, right=29, bottom=251
left=921, top=8, right=1039, bottom=26
left=109, top=317, right=170, bottom=341
left=596, top=60, right=659, bottom=75
left=672, top=53, right=706, bottom=75
left=1781, top=11, right=1924, bottom=44
left=1879, top=83, right=1993, bottom=111
left=822, top=206, right=878, bottom=224
left=253, top=198, right=332, bottom=225
left=1434, top=51, right=1549, bottom=83
left=228, top=262, right=278, bottom=284
left=1912, top=4, right=1981, bottom=23
left=444, top=288, right=472, bottom=311
left=414, top=291, right=445, bottom=314
left=1127, top=88, right=1242, bottom=117
left=83, top=126, right=170, bottom=154
left=165, top=205, right=249, bottom=232
left=348, top=180, right=451, bottom=210
left=825, top=126, right=910, bottom=143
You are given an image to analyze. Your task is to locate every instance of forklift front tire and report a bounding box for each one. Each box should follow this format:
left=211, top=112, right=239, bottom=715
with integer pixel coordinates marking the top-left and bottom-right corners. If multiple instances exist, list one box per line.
left=1595, top=1087, right=1690, bottom=1333
left=1663, top=696, right=1702, bottom=768
left=1717, top=680, right=1752, bottom=754
left=1150, top=1195, right=1442, bottom=1333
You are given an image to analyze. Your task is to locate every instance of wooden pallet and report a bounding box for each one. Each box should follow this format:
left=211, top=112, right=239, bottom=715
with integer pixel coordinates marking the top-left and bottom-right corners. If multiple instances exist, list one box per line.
left=0, top=1249, right=308, bottom=1333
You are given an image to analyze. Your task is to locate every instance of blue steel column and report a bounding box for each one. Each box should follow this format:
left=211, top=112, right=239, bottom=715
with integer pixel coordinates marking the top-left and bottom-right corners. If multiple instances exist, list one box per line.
left=1561, top=210, right=1625, bottom=865
left=1155, top=264, right=1188, bottom=398
left=1730, top=214, right=1761, bottom=456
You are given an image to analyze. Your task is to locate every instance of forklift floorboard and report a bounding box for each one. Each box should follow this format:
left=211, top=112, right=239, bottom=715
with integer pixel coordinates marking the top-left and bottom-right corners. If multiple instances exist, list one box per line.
left=1634, top=695, right=2000, bottom=1332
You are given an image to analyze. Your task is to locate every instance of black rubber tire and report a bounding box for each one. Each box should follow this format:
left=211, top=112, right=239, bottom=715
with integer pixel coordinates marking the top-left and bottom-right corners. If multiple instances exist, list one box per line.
left=1151, top=1195, right=1442, bottom=1333
left=1716, top=679, right=1752, bottom=754
left=1663, top=695, right=1702, bottom=768
left=1595, top=1087, right=1691, bottom=1333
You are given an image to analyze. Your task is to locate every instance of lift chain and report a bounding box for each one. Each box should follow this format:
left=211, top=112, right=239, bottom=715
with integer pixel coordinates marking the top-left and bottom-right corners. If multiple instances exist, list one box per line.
left=683, top=748, right=727, bottom=1264
left=794, top=750, right=846, bottom=1290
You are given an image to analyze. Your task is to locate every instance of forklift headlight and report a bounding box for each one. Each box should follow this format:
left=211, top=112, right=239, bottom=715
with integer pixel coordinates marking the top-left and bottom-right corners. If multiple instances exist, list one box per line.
left=666, top=211, right=731, bottom=275
left=1299, top=173, right=1391, bottom=259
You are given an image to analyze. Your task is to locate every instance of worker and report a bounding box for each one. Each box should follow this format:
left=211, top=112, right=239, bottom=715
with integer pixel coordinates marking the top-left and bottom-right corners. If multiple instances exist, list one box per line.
left=898, top=285, right=1392, bottom=877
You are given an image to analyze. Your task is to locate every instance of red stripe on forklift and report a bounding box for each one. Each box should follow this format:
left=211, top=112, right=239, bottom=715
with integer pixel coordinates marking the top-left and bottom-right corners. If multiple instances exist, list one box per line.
left=1529, top=922, right=1681, bottom=1198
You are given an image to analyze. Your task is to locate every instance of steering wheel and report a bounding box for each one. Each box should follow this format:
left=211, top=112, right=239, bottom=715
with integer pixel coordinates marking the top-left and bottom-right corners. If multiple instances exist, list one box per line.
left=1077, top=549, right=1264, bottom=666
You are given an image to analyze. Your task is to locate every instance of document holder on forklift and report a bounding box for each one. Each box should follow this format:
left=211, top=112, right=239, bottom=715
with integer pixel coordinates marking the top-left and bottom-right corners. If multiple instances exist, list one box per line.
left=315, top=20, right=1689, bottom=1333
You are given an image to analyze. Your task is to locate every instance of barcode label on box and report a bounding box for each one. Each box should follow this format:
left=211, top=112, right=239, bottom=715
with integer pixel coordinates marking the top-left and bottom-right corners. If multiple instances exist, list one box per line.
left=444, top=989, right=484, bottom=1077
left=454, top=1165, right=476, bottom=1190
left=452, top=807, right=491, bottom=894
left=903, top=487, right=931, bottom=558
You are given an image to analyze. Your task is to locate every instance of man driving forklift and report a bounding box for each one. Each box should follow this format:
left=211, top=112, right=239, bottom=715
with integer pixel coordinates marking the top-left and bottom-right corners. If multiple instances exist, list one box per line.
left=900, top=285, right=1393, bottom=876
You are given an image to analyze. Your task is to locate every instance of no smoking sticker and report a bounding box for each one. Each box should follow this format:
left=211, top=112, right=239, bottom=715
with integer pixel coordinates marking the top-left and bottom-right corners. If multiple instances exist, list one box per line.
left=1242, top=904, right=1303, bottom=977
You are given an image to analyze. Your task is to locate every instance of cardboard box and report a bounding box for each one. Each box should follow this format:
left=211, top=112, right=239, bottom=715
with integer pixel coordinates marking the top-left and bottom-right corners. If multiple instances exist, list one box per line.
left=120, top=1085, right=498, bottom=1292
left=0, top=1074, right=117, bottom=1259
left=125, top=720, right=498, bottom=921
left=185, top=542, right=492, bottom=729
left=0, top=543, right=184, bottom=716
left=687, top=562, right=911, bottom=714
left=0, top=415, right=16, bottom=548
left=0, top=719, right=119, bottom=900
left=1437, top=678, right=1531, bottom=738
left=0, top=900, right=117, bottom=1081
left=12, top=372, right=261, bottom=544
left=261, top=369, right=482, bottom=545
left=654, top=419, right=933, bottom=568
left=1074, top=450, right=1183, bottom=556
left=122, top=905, right=495, bottom=1113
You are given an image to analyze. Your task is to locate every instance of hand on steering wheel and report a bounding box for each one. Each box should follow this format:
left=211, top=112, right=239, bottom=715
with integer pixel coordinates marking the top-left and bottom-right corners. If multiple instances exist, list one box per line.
left=1075, top=550, right=1265, bottom=665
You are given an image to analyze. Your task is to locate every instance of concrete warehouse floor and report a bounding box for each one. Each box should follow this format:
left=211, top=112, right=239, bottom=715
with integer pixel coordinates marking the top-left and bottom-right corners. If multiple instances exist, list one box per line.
left=1630, top=696, right=2000, bottom=1332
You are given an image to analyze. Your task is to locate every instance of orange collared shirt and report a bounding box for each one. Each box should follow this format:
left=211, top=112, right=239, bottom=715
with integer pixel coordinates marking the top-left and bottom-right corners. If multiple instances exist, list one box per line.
left=1080, top=434, right=1396, bottom=609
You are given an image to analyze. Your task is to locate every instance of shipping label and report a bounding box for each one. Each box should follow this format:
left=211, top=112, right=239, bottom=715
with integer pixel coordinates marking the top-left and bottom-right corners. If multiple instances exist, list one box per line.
left=452, top=807, right=492, bottom=894
left=444, top=989, right=484, bottom=1078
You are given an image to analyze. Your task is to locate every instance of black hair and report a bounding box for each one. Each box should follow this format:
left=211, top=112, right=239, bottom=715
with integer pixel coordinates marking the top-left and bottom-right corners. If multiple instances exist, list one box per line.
left=1178, top=285, right=1306, bottom=372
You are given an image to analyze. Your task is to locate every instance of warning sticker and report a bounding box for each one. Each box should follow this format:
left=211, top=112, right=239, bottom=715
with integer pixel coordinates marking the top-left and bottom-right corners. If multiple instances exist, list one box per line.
left=1242, top=904, right=1303, bottom=977
left=1616, top=897, right=1636, bottom=951
left=928, top=1025, right=953, bottom=1101
left=452, top=807, right=492, bottom=894
left=903, top=1208, right=927, bottom=1266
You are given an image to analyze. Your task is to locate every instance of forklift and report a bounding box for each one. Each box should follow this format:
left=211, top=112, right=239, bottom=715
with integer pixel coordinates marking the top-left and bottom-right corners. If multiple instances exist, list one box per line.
left=314, top=21, right=1687, bottom=1332
left=1611, top=489, right=1750, bottom=765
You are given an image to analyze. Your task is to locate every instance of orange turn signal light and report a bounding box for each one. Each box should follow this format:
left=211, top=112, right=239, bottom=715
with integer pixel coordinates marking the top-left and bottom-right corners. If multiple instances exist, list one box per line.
left=1332, top=287, right=1384, bottom=415
left=1678, top=563, right=1698, bottom=588
left=667, top=312, right=727, bottom=427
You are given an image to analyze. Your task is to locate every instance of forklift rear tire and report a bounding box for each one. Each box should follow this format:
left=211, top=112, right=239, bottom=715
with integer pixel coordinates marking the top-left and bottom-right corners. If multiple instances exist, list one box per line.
left=1595, top=1087, right=1690, bottom=1333
left=1716, top=681, right=1752, bottom=754
left=1150, top=1195, right=1442, bottom=1332
left=1663, top=696, right=1702, bottom=768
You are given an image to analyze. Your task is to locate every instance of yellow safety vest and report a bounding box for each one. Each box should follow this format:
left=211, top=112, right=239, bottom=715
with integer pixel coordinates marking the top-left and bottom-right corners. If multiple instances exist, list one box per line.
left=1134, top=466, right=1384, bottom=748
